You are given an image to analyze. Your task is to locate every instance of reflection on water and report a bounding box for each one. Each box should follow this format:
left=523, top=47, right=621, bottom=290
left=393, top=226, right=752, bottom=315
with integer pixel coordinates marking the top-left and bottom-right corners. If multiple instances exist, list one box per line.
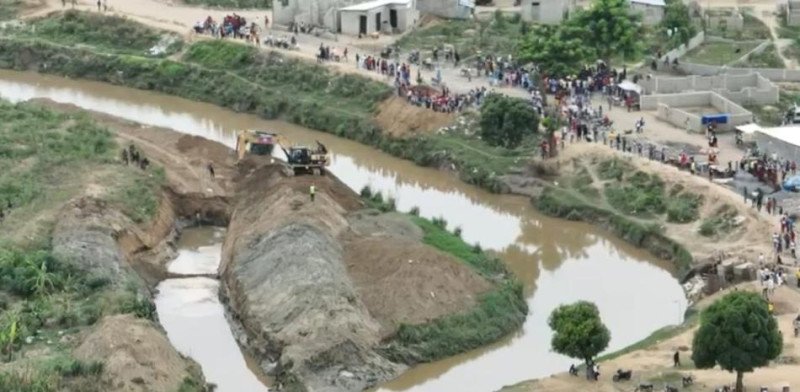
left=0, top=70, right=687, bottom=392
left=155, top=227, right=271, bottom=392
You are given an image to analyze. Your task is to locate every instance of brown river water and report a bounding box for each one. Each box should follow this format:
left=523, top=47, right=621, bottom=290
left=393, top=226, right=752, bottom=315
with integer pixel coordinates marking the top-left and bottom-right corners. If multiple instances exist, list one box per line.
left=0, top=70, right=688, bottom=392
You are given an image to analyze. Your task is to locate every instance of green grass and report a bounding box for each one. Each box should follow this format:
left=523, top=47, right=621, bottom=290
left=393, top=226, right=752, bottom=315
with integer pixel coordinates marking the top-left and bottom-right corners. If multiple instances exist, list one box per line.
left=0, top=357, right=106, bottom=392
left=182, top=0, right=271, bottom=7
left=707, top=13, right=771, bottom=40
left=596, top=158, right=632, bottom=181
left=411, top=216, right=509, bottom=279
left=395, top=12, right=528, bottom=59
left=0, top=13, right=527, bottom=192
left=699, top=204, right=738, bottom=237
left=108, top=167, right=165, bottom=223
left=683, top=41, right=760, bottom=65
left=665, top=189, right=702, bottom=223
left=571, top=168, right=599, bottom=198
left=604, top=171, right=666, bottom=217
left=536, top=186, right=693, bottom=276
left=0, top=0, right=25, bottom=21
left=738, top=44, right=785, bottom=68
left=20, top=10, right=182, bottom=56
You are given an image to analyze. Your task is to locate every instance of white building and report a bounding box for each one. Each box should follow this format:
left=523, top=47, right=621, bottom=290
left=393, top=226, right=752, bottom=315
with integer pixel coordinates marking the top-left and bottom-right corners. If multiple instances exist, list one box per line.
left=339, top=0, right=417, bottom=35
left=519, top=0, right=572, bottom=24
left=630, top=0, right=665, bottom=25
left=273, top=0, right=417, bottom=35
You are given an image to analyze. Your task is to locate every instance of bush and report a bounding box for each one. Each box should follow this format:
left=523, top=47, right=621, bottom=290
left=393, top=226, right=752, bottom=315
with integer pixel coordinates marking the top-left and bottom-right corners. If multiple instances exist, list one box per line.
left=359, top=185, right=373, bottom=199
left=479, top=94, right=539, bottom=148
left=26, top=11, right=182, bottom=56
left=665, top=192, right=702, bottom=223
left=409, top=206, right=420, bottom=216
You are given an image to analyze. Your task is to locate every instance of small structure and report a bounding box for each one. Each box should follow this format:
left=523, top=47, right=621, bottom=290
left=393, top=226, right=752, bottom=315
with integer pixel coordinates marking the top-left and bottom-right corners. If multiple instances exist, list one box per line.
left=754, top=125, right=800, bottom=162
left=640, top=91, right=753, bottom=132
left=788, top=0, right=800, bottom=27
left=519, top=0, right=572, bottom=24
left=629, top=0, right=665, bottom=25
left=338, top=0, right=417, bottom=35
left=637, top=73, right=779, bottom=106
left=704, top=7, right=744, bottom=33
left=416, top=0, right=473, bottom=20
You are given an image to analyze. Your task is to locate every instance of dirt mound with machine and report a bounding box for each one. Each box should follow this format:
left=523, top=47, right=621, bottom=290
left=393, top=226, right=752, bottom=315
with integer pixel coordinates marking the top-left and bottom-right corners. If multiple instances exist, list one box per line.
left=221, top=163, right=491, bottom=391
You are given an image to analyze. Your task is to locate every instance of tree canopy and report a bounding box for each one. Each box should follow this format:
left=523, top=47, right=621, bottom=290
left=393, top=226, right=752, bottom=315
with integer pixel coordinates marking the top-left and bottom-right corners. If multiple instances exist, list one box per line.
left=573, top=0, right=642, bottom=63
left=517, top=24, right=595, bottom=77
left=548, top=301, right=610, bottom=364
left=479, top=94, right=538, bottom=149
left=660, top=0, right=696, bottom=48
left=692, top=291, right=782, bottom=392
left=516, top=0, right=642, bottom=75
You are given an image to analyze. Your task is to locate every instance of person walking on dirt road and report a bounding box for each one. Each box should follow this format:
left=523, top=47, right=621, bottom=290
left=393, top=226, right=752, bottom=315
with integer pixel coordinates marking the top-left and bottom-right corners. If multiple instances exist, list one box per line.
left=309, top=185, right=316, bottom=202
left=207, top=163, right=215, bottom=178
left=673, top=351, right=680, bottom=367
left=97, top=0, right=101, bottom=11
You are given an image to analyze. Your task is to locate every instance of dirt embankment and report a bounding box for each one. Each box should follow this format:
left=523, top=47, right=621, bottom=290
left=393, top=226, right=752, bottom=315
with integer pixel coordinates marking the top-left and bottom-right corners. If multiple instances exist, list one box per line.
left=373, top=96, right=455, bottom=138
left=220, top=162, right=491, bottom=391
left=505, top=143, right=773, bottom=270
left=27, top=101, right=241, bottom=390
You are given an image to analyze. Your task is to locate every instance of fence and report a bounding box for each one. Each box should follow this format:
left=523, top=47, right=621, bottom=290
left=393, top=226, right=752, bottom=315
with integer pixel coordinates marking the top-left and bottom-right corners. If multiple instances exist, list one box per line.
left=641, top=91, right=753, bottom=133
left=638, top=72, right=779, bottom=106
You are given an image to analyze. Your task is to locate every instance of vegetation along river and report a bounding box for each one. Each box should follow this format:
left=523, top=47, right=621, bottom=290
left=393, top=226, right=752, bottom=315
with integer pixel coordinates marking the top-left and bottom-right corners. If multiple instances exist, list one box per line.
left=0, top=70, right=688, bottom=392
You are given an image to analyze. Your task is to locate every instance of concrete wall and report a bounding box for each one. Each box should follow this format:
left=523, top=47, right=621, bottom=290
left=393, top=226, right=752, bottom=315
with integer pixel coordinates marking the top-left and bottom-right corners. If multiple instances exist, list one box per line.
left=642, top=92, right=753, bottom=132
left=339, top=5, right=415, bottom=35
left=705, top=9, right=744, bottom=32
left=677, top=62, right=800, bottom=82
left=520, top=0, right=569, bottom=24
left=417, top=0, right=472, bottom=19
left=657, top=31, right=705, bottom=65
left=638, top=73, right=779, bottom=106
left=788, top=1, right=800, bottom=26
left=630, top=2, right=664, bottom=25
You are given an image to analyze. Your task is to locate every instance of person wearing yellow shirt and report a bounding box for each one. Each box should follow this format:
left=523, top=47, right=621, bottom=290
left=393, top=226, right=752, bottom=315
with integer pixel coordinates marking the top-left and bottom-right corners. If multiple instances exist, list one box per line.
left=795, top=268, right=800, bottom=288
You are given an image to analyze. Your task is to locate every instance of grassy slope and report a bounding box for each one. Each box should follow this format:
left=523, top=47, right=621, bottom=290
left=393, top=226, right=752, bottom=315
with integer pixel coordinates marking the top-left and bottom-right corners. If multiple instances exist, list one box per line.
left=0, top=0, right=24, bottom=21
left=534, top=158, right=695, bottom=276
left=683, top=41, right=760, bottom=65
left=0, top=11, right=521, bottom=191
left=362, top=192, right=527, bottom=364
left=0, top=101, right=168, bottom=391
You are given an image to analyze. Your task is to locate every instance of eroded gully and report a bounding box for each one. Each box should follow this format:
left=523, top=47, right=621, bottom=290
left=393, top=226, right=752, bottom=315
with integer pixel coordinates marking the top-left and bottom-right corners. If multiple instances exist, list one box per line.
left=0, top=70, right=688, bottom=392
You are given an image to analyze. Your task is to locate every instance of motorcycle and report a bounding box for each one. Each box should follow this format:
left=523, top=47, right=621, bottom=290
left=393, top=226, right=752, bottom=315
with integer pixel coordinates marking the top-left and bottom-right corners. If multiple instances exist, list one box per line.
left=682, top=375, right=694, bottom=387
left=612, top=369, right=632, bottom=382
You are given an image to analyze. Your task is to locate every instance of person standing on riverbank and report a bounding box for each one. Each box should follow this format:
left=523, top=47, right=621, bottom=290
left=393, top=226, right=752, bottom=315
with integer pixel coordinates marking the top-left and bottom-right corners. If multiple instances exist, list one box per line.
left=309, top=184, right=316, bottom=202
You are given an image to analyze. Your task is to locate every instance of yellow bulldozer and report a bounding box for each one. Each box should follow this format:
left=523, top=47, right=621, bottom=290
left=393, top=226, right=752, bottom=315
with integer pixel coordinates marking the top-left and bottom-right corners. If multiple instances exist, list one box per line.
left=235, top=130, right=277, bottom=160
left=235, top=130, right=330, bottom=175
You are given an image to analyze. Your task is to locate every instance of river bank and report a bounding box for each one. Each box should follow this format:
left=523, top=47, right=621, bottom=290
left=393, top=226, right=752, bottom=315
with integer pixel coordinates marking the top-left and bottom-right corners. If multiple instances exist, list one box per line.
left=0, top=69, right=690, bottom=392
left=0, top=10, right=529, bottom=192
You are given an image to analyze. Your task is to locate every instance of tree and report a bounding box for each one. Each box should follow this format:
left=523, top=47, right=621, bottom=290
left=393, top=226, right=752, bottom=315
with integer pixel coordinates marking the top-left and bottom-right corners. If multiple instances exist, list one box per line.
left=479, top=94, right=538, bottom=148
left=517, top=24, right=596, bottom=77
left=572, top=0, right=642, bottom=64
left=548, top=301, right=610, bottom=369
left=692, top=291, right=782, bottom=392
left=660, top=0, right=696, bottom=48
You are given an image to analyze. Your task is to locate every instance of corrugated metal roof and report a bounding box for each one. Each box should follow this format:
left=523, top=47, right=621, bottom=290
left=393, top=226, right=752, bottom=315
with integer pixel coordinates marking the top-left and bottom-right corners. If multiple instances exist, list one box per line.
left=630, top=0, right=666, bottom=7
left=340, top=0, right=411, bottom=11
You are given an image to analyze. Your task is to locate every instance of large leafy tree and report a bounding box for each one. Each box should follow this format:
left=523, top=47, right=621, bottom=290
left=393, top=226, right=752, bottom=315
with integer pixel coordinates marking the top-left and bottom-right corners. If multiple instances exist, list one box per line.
left=692, top=291, right=783, bottom=392
left=573, top=0, right=642, bottom=64
left=517, top=24, right=596, bottom=77
left=548, top=301, right=610, bottom=367
left=660, top=0, right=696, bottom=48
left=479, top=94, right=538, bottom=148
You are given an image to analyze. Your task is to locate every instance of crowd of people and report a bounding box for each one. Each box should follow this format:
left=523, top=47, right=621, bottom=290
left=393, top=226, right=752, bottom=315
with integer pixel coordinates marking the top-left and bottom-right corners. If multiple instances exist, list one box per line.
left=121, top=144, right=150, bottom=171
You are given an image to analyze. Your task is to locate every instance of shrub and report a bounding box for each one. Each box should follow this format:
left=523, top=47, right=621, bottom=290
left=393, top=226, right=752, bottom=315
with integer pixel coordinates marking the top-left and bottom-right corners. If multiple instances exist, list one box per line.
left=479, top=94, right=539, bottom=148
left=359, top=185, right=373, bottom=199
left=409, top=206, right=420, bottom=216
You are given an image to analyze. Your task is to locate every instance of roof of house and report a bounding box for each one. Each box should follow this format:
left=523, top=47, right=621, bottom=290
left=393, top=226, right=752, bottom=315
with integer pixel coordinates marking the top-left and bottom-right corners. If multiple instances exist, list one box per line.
left=630, top=0, right=666, bottom=7
left=757, top=126, right=800, bottom=147
left=339, top=0, right=411, bottom=11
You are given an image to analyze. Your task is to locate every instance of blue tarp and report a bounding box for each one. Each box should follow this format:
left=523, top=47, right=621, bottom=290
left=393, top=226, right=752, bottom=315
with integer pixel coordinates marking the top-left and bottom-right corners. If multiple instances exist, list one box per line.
left=701, top=114, right=729, bottom=125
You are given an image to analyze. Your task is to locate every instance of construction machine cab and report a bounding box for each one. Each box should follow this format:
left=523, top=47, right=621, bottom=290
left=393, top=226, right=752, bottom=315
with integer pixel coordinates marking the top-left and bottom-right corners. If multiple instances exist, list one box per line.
left=236, top=130, right=277, bottom=160
left=281, top=141, right=330, bottom=175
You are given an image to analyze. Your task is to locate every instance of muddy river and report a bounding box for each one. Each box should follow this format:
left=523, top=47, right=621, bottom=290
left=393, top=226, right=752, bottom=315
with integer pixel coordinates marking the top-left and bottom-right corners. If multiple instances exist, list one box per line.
left=155, top=226, right=272, bottom=392
left=0, top=70, right=688, bottom=392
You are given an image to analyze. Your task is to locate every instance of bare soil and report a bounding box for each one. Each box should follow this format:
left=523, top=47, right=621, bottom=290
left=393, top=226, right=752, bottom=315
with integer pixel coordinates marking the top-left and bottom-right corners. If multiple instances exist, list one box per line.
left=374, top=96, right=455, bottom=138
left=74, top=314, right=201, bottom=392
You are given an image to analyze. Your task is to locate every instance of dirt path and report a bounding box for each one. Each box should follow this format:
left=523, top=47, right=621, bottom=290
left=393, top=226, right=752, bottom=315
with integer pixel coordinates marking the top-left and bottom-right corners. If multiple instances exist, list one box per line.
left=503, top=282, right=800, bottom=392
